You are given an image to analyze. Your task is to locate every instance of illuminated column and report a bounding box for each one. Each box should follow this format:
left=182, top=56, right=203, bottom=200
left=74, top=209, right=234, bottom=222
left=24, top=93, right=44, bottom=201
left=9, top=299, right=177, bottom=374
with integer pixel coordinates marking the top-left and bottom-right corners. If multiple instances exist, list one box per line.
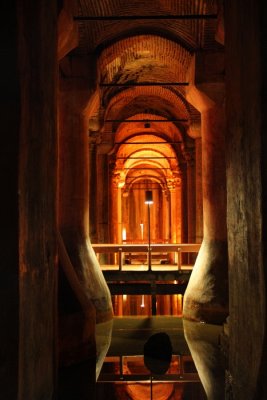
left=169, top=186, right=177, bottom=243
left=184, top=148, right=196, bottom=245
left=117, top=295, right=123, bottom=316
left=111, top=176, right=122, bottom=244
left=96, top=152, right=110, bottom=245
left=163, top=295, right=171, bottom=315
left=175, top=177, right=182, bottom=243
left=168, top=177, right=181, bottom=263
left=184, top=82, right=227, bottom=322
left=195, top=137, right=203, bottom=243
left=58, top=76, right=113, bottom=366
left=172, top=295, right=178, bottom=315
left=88, top=133, right=98, bottom=243
left=162, top=189, right=170, bottom=242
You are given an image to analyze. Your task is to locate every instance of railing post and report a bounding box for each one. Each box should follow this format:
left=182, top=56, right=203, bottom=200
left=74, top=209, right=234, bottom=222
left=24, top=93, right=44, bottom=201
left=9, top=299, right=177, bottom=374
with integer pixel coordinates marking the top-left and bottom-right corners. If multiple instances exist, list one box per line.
left=177, top=247, right=181, bottom=270
left=118, top=247, right=123, bottom=271
left=151, top=282, right=157, bottom=315
left=120, top=355, right=123, bottom=380
left=148, top=246, right=152, bottom=271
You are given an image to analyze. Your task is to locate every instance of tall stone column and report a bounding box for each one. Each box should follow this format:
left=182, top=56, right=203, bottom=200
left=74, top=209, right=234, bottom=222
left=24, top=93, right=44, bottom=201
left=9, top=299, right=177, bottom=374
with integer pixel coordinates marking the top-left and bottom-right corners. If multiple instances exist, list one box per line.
left=195, top=137, right=203, bottom=243
left=96, top=153, right=110, bottom=245
left=110, top=174, right=123, bottom=249
left=184, top=148, right=196, bottom=245
left=180, top=162, right=188, bottom=244
left=175, top=178, right=182, bottom=243
left=170, top=188, right=178, bottom=244
left=183, top=53, right=228, bottom=323
left=168, top=177, right=181, bottom=263
left=110, top=170, right=123, bottom=243
left=11, top=2, right=58, bottom=398
left=58, top=76, right=113, bottom=365
left=88, top=133, right=98, bottom=243
left=162, top=190, right=170, bottom=242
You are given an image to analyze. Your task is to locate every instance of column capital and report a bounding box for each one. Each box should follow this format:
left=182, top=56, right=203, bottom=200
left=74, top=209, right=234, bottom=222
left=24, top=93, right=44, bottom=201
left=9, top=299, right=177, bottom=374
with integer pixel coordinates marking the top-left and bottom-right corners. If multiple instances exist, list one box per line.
left=186, top=51, right=225, bottom=112
left=167, top=177, right=181, bottom=190
left=112, top=171, right=125, bottom=189
left=183, top=147, right=195, bottom=166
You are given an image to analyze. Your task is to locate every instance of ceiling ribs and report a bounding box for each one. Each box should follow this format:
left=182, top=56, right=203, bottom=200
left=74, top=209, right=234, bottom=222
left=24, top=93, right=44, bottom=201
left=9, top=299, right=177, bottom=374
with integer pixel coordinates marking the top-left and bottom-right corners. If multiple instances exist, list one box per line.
left=74, top=14, right=217, bottom=21
left=105, top=119, right=188, bottom=123
left=100, top=82, right=189, bottom=87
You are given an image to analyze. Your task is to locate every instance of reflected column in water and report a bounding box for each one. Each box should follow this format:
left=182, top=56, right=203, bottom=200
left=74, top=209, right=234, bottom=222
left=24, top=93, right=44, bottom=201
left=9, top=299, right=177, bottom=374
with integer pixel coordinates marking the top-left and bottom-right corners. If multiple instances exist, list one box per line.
left=96, top=319, right=113, bottom=380
left=183, top=319, right=225, bottom=400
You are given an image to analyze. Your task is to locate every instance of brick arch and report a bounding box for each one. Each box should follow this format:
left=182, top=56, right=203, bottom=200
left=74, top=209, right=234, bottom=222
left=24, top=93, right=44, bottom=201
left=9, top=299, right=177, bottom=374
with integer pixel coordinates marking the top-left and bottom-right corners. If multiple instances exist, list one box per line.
left=104, top=86, right=191, bottom=118
left=78, top=0, right=217, bottom=53
left=97, top=34, right=192, bottom=84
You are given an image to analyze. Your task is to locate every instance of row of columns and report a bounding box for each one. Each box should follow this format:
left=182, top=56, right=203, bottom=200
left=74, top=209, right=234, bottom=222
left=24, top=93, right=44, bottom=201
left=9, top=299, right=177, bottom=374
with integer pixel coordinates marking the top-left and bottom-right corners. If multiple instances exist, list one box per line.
left=108, top=169, right=197, bottom=247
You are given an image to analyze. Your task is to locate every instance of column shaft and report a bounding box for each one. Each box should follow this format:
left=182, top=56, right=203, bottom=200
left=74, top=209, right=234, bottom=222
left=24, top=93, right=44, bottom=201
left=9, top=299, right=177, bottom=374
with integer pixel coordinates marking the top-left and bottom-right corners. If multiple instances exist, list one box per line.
left=183, top=105, right=228, bottom=323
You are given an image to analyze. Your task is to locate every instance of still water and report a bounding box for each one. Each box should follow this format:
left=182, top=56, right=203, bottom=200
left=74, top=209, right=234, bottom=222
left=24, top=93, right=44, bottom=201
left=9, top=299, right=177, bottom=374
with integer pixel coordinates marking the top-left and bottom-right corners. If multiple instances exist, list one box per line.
left=94, top=316, right=226, bottom=400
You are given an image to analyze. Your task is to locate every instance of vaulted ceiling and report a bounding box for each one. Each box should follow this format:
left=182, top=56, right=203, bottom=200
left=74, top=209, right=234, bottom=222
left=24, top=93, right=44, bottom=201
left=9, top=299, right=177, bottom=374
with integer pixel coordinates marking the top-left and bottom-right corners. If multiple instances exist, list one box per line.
left=65, top=0, right=223, bottom=191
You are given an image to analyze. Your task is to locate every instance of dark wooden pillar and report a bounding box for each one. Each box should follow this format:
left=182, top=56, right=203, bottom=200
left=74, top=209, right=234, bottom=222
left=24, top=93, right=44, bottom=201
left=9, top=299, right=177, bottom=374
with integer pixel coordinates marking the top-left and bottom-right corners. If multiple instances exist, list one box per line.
left=225, top=1, right=267, bottom=399
left=17, top=0, right=57, bottom=400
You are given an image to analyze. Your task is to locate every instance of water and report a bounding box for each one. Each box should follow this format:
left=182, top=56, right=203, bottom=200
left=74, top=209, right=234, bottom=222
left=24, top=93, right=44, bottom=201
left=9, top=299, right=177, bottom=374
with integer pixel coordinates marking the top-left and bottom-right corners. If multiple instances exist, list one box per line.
left=95, top=316, right=226, bottom=400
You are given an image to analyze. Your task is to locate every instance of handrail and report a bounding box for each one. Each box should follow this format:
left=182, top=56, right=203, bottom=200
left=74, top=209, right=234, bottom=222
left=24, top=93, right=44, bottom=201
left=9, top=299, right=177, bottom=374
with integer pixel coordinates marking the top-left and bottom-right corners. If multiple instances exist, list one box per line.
left=98, top=354, right=200, bottom=382
left=92, top=243, right=200, bottom=271
left=92, top=243, right=200, bottom=252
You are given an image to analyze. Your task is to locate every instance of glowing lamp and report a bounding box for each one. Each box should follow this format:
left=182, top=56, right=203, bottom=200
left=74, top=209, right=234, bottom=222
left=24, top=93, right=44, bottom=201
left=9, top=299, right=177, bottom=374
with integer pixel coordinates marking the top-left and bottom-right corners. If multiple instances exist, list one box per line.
left=144, top=190, right=153, bottom=204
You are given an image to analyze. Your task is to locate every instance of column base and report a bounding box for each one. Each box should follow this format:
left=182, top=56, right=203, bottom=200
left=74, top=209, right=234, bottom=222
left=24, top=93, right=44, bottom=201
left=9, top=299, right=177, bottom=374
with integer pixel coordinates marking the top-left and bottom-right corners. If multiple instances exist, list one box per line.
left=183, top=238, right=228, bottom=324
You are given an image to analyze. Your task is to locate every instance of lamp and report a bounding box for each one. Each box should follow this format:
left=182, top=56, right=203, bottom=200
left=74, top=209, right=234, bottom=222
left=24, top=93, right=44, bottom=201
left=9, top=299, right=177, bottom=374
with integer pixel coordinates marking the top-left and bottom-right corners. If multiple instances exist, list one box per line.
left=145, top=190, right=153, bottom=204
left=145, top=190, right=153, bottom=270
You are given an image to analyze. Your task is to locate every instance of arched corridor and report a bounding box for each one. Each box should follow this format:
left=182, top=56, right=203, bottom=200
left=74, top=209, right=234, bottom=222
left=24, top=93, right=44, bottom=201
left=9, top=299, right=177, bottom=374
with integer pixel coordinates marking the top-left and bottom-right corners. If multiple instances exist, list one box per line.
left=2, top=1, right=267, bottom=399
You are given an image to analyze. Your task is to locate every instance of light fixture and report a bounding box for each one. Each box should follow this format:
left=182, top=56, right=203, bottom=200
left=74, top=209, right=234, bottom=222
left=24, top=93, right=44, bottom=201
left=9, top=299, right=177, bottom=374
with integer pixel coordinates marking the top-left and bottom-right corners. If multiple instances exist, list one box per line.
left=145, top=190, right=153, bottom=204
left=145, top=190, right=153, bottom=271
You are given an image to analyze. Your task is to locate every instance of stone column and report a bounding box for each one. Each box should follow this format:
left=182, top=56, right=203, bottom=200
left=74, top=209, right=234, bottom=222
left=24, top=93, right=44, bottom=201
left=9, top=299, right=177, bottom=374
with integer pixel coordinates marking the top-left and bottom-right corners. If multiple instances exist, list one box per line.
left=180, top=162, right=188, bottom=244
left=183, top=53, right=228, bottom=323
left=9, top=2, right=58, bottom=398
left=163, top=295, right=171, bottom=315
left=88, top=133, right=98, bottom=243
left=168, top=177, right=181, bottom=263
left=58, top=76, right=113, bottom=365
left=96, top=153, right=110, bottom=245
left=110, top=172, right=123, bottom=243
left=184, top=320, right=225, bottom=400
left=195, top=137, right=203, bottom=243
left=175, top=180, right=182, bottom=243
left=184, top=148, right=196, bottom=245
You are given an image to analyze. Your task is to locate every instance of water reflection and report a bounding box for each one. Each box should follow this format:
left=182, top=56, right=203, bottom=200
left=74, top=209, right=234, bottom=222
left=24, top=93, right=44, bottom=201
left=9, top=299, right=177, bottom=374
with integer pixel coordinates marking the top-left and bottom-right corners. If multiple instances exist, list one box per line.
left=96, top=316, right=209, bottom=399
left=95, top=319, right=113, bottom=380
left=183, top=320, right=225, bottom=400
left=59, top=316, right=226, bottom=399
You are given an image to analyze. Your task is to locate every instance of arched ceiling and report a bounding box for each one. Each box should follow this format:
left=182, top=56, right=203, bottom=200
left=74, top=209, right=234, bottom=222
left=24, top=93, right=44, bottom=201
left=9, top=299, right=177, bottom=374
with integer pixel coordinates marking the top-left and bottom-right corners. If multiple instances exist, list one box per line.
left=68, top=0, right=223, bottom=190
left=75, top=0, right=220, bottom=53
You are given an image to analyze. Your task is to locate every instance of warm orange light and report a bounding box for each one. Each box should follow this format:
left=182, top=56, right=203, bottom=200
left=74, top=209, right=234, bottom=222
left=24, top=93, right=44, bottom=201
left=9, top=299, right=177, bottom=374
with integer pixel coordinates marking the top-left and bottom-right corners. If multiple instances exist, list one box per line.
left=140, top=222, right=144, bottom=240
left=140, top=295, right=145, bottom=308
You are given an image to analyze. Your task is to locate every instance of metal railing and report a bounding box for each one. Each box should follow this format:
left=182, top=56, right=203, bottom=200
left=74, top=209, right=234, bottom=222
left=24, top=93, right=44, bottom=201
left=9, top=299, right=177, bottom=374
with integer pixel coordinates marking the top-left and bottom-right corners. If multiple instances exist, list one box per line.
left=92, top=243, right=200, bottom=271
left=98, top=354, right=200, bottom=382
